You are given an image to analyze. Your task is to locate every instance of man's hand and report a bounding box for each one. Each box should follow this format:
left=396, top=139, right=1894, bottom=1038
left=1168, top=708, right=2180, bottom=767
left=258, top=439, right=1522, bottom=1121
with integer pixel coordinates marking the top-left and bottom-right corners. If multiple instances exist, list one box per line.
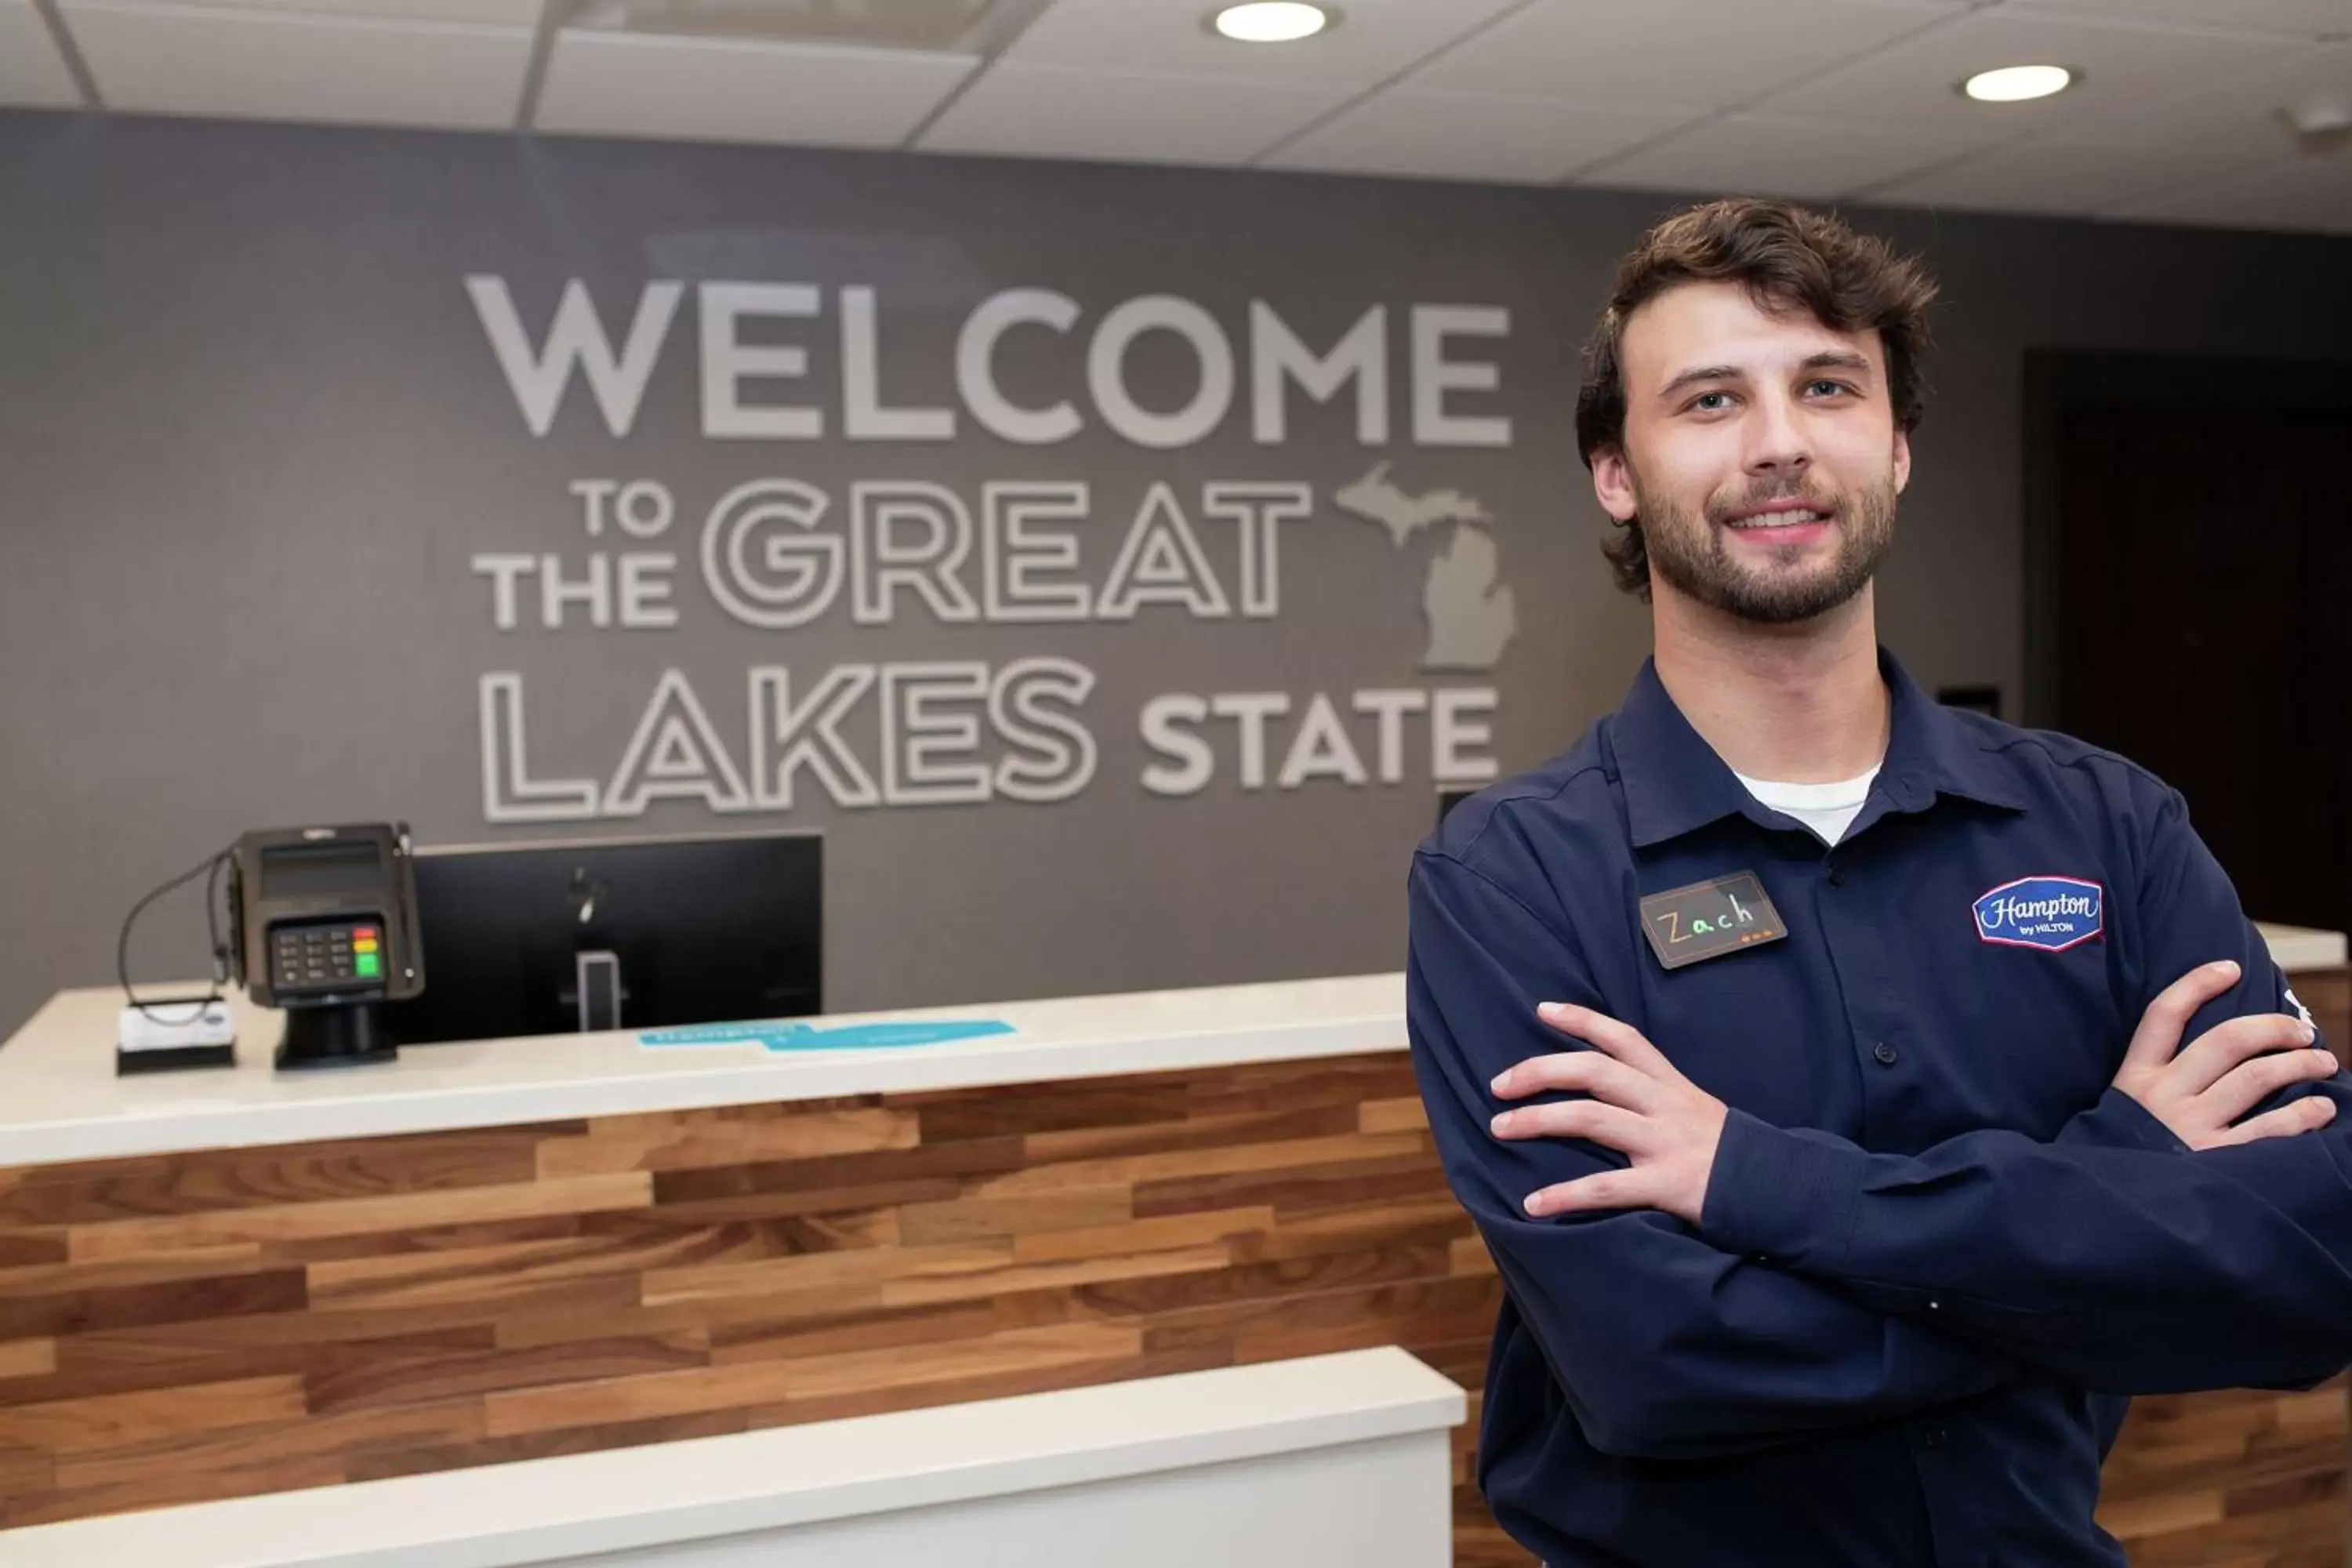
left=1489, top=1002, right=1726, bottom=1224
left=2114, top=960, right=2338, bottom=1150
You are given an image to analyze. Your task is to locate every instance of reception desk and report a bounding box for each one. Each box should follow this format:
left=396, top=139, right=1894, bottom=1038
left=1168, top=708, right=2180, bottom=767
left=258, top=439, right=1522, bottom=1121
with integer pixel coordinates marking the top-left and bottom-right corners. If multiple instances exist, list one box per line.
left=0, top=934, right=2345, bottom=1566
left=2, top=1347, right=1466, bottom=1568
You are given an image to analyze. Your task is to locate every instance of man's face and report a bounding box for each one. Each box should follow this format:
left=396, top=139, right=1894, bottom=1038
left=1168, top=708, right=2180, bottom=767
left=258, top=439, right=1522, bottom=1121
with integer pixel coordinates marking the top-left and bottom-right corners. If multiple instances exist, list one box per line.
left=1592, top=279, right=1911, bottom=624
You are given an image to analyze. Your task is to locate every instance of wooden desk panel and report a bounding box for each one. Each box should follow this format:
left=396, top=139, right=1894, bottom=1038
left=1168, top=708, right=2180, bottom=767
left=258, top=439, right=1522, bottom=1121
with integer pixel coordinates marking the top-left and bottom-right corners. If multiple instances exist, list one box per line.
left=0, top=1051, right=1507, bottom=1537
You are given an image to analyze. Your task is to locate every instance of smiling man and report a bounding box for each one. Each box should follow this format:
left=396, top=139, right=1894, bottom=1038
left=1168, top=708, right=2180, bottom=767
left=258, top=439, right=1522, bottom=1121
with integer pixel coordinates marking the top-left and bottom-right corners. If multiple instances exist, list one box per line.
left=1406, top=199, right=2352, bottom=1567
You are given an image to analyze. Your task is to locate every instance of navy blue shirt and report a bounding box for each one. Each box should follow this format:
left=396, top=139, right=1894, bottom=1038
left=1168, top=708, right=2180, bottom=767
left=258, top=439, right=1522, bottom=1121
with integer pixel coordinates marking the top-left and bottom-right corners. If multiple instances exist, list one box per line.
left=1407, top=651, right=2352, bottom=1568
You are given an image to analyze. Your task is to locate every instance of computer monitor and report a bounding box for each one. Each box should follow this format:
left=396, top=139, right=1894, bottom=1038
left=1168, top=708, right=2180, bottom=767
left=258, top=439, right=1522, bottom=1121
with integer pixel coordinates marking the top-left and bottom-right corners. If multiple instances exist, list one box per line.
left=383, top=830, right=822, bottom=1045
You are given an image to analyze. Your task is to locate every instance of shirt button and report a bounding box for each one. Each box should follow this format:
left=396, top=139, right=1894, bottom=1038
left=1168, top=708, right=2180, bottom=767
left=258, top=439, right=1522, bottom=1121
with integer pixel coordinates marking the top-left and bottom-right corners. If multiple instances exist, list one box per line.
left=1873, top=1042, right=1899, bottom=1065
left=1826, top=866, right=1846, bottom=887
left=1924, top=1428, right=1949, bottom=1448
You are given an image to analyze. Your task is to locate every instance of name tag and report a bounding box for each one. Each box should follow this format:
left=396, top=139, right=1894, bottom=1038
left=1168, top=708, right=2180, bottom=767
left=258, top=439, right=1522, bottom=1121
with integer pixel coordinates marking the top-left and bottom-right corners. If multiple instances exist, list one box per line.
left=1639, top=871, right=1788, bottom=971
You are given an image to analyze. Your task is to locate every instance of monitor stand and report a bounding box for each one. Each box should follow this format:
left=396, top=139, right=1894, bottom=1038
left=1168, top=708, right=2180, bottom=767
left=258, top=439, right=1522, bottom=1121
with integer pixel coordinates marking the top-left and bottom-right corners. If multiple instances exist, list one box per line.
left=574, top=949, right=624, bottom=1033
left=276, top=1001, right=398, bottom=1070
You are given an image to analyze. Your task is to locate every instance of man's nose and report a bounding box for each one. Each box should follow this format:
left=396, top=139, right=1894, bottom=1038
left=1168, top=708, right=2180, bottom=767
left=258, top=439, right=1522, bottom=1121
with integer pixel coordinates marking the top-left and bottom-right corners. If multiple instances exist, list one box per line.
left=1744, top=394, right=1812, bottom=477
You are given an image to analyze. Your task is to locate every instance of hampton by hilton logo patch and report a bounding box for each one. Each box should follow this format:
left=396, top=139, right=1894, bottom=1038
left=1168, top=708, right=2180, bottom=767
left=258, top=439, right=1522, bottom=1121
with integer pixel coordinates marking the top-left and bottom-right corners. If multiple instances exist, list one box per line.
left=1973, top=876, right=2105, bottom=953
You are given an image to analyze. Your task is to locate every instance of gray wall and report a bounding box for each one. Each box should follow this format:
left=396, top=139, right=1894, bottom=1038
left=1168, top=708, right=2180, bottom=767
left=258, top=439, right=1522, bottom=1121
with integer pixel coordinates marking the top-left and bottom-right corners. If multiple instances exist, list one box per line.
left=4, top=111, right=2349, bottom=1037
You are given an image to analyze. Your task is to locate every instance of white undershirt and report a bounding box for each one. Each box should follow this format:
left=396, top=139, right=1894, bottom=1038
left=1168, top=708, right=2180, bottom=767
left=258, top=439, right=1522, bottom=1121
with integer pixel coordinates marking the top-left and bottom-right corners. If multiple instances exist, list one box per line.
left=1733, top=765, right=1882, bottom=846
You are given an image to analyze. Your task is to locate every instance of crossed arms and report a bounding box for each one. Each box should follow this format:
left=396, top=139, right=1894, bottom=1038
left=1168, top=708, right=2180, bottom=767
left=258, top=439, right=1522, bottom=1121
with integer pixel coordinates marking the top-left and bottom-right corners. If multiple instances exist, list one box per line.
left=1406, top=815, right=2352, bottom=1461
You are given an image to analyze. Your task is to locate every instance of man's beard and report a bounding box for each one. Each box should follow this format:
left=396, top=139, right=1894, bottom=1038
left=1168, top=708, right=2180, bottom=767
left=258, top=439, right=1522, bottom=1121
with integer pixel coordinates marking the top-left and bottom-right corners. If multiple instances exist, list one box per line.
left=1635, top=470, right=1898, bottom=625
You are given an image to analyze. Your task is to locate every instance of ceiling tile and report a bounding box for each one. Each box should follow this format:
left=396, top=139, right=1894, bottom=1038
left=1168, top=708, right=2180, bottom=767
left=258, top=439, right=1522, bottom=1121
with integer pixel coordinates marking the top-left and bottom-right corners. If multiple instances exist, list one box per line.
left=0, top=0, right=79, bottom=107
left=1578, top=112, right=2002, bottom=201
left=1747, top=6, right=2305, bottom=139
left=2104, top=151, right=2352, bottom=233
left=2059, top=42, right=2352, bottom=168
left=1870, top=41, right=2352, bottom=216
left=96, top=0, right=541, bottom=24
left=2007, top=0, right=2352, bottom=38
left=1000, top=0, right=1524, bottom=88
left=1264, top=87, right=1698, bottom=183
left=537, top=32, right=977, bottom=147
left=918, top=60, right=1355, bottom=166
left=60, top=2, right=532, bottom=129
left=1414, top=0, right=1966, bottom=112
left=1869, top=134, right=2278, bottom=214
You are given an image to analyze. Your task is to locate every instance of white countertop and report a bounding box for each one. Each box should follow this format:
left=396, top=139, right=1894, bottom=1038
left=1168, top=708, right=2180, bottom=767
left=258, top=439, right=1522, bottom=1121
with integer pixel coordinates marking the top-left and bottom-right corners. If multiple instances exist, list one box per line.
left=2256, top=922, right=2347, bottom=972
left=0, top=972, right=1408, bottom=1170
left=0, top=1345, right=1467, bottom=1568
left=3, top=921, right=2337, bottom=1173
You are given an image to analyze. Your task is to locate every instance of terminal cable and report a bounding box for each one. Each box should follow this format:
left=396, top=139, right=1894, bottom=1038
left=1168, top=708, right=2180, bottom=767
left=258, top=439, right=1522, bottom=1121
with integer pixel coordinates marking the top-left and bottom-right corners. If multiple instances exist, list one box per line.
left=117, top=846, right=234, bottom=1022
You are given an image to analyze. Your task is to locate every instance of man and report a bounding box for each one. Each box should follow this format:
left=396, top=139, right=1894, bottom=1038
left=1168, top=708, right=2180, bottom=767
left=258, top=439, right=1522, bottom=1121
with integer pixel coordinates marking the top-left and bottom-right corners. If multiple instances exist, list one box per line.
left=1406, top=198, right=2352, bottom=1567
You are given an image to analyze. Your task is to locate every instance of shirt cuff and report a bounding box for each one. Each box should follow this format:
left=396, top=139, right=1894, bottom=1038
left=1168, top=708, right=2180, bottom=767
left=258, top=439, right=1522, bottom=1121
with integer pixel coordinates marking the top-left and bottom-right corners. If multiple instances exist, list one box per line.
left=1698, top=1107, right=1871, bottom=1266
left=2053, top=1087, right=2191, bottom=1156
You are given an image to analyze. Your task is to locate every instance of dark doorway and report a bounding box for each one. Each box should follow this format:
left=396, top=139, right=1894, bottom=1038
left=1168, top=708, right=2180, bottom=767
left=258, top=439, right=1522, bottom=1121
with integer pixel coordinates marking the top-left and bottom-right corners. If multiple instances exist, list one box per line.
left=2024, top=353, right=2352, bottom=938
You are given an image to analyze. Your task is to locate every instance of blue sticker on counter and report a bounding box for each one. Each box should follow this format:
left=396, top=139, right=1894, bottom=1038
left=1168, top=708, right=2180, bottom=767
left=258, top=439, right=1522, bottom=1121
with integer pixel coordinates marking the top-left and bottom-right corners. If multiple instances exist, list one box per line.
left=779, top=1021, right=1018, bottom=1051
left=638, top=1019, right=1017, bottom=1051
left=637, top=1023, right=779, bottom=1047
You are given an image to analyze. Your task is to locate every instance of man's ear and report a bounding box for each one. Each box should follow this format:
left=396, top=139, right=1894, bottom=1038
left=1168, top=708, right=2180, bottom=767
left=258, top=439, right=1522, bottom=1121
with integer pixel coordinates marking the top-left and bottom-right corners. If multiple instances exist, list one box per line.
left=1592, top=446, right=1639, bottom=522
left=1893, top=426, right=1912, bottom=495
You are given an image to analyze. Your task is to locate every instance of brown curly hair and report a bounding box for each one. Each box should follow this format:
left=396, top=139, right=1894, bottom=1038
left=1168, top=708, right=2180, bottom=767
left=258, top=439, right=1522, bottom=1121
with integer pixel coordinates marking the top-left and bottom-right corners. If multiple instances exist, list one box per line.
left=1574, top=199, right=1940, bottom=597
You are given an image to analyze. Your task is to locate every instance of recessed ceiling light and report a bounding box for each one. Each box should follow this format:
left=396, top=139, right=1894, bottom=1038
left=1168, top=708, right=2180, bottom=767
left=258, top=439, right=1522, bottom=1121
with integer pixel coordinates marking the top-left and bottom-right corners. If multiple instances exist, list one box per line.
left=1214, top=2, right=1332, bottom=44
left=1961, top=64, right=2077, bottom=103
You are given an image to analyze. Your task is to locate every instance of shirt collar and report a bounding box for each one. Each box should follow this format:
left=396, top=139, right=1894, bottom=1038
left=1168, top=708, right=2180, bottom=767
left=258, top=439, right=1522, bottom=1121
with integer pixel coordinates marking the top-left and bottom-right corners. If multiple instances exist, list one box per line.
left=1609, top=647, right=2029, bottom=850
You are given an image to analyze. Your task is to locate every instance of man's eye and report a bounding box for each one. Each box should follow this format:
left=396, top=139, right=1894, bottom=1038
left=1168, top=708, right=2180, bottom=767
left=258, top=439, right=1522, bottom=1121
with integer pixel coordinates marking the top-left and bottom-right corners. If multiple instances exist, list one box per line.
left=1806, top=379, right=1853, bottom=398
left=1689, top=392, right=1733, bottom=412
